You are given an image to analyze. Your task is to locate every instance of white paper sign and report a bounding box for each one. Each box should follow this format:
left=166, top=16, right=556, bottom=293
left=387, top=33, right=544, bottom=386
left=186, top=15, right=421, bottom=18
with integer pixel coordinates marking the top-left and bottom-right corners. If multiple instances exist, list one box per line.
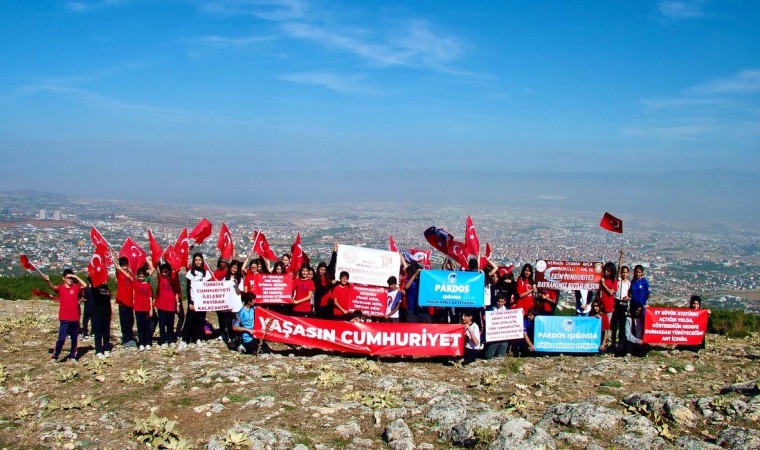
left=192, top=280, right=242, bottom=312
left=485, top=309, right=524, bottom=342
left=335, top=244, right=400, bottom=287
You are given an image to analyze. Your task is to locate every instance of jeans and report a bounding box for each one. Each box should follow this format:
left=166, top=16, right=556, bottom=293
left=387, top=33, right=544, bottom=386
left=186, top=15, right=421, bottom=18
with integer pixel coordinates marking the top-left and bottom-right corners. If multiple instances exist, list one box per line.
left=157, top=310, right=176, bottom=345
left=610, top=303, right=628, bottom=348
left=118, top=304, right=135, bottom=344
left=182, top=308, right=206, bottom=343
left=483, top=341, right=509, bottom=359
left=175, top=300, right=185, bottom=338
left=135, top=311, right=152, bottom=347
left=54, top=321, right=79, bottom=359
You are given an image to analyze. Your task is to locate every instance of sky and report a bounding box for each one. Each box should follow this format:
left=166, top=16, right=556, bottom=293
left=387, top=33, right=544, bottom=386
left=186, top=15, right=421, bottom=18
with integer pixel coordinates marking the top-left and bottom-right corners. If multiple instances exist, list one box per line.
left=0, top=0, right=758, bottom=214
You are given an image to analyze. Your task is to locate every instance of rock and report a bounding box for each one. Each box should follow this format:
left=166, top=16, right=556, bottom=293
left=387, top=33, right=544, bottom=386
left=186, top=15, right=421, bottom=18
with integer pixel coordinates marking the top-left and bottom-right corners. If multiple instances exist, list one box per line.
left=720, top=380, right=760, bottom=396
left=624, top=392, right=697, bottom=426
left=668, top=367, right=678, bottom=374
left=425, top=394, right=468, bottom=429
left=221, top=396, right=230, bottom=404
left=586, top=444, right=605, bottom=450
left=674, top=436, right=723, bottom=449
left=206, top=424, right=293, bottom=450
left=745, top=396, right=760, bottom=421
left=684, top=364, right=695, bottom=372
left=293, top=445, right=309, bottom=450
left=449, top=410, right=507, bottom=446
left=611, top=414, right=667, bottom=450
left=697, top=396, right=748, bottom=422
left=716, top=425, right=760, bottom=450
left=346, top=437, right=375, bottom=449
left=383, top=418, right=414, bottom=450
left=488, top=417, right=556, bottom=450
left=555, top=431, right=589, bottom=447
left=335, top=420, right=361, bottom=438
left=539, top=402, right=625, bottom=432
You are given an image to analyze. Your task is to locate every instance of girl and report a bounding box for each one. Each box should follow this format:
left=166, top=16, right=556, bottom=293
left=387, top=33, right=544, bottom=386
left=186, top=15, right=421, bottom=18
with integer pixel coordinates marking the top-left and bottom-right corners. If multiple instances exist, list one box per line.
left=598, top=262, right=618, bottom=323
left=183, top=253, right=212, bottom=346
left=132, top=268, right=154, bottom=351
left=155, top=263, right=180, bottom=346
left=219, top=260, right=244, bottom=343
left=515, top=264, right=536, bottom=315
left=590, top=300, right=611, bottom=352
left=629, top=265, right=651, bottom=309
left=292, top=264, right=315, bottom=317
left=611, top=265, right=631, bottom=351
left=462, top=309, right=481, bottom=364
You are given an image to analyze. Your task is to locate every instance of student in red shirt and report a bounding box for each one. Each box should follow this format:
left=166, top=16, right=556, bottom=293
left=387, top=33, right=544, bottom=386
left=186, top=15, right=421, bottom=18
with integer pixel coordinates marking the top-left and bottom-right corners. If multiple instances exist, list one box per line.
left=514, top=264, right=536, bottom=315
left=154, top=263, right=180, bottom=346
left=44, top=269, right=86, bottom=362
left=598, top=262, right=618, bottom=324
left=292, top=264, right=315, bottom=317
left=114, top=257, right=136, bottom=347
left=330, top=271, right=353, bottom=320
left=132, top=267, right=154, bottom=350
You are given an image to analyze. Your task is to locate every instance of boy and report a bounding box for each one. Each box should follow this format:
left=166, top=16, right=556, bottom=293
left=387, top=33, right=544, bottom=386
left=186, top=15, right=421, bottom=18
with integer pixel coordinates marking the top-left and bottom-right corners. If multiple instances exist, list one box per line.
left=330, top=271, right=353, bottom=320
left=132, top=268, right=154, bottom=350
left=462, top=309, right=481, bottom=364
left=114, top=257, right=136, bottom=347
left=384, top=276, right=402, bottom=323
left=232, top=293, right=259, bottom=354
left=44, top=269, right=87, bottom=362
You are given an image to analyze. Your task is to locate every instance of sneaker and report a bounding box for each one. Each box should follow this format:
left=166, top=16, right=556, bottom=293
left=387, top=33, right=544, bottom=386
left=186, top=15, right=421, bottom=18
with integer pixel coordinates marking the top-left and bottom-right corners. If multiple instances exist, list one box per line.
left=237, top=344, right=246, bottom=354
left=145, top=345, right=151, bottom=351
left=160, top=343, right=168, bottom=349
left=196, top=339, right=203, bottom=346
left=104, top=351, right=111, bottom=358
left=50, top=355, right=59, bottom=363
left=139, top=345, right=145, bottom=351
left=96, top=353, right=105, bottom=359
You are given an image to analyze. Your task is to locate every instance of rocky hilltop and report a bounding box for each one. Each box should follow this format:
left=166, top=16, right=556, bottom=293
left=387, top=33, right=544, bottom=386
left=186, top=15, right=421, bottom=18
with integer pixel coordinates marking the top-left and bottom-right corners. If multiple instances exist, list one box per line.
left=0, top=299, right=758, bottom=449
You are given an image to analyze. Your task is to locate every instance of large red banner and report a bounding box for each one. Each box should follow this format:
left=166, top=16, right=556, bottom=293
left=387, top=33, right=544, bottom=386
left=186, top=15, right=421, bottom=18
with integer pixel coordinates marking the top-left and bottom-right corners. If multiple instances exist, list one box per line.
left=534, top=260, right=603, bottom=291
left=349, top=284, right=386, bottom=317
left=253, top=308, right=465, bottom=357
left=643, top=307, right=709, bottom=345
left=253, top=274, right=293, bottom=304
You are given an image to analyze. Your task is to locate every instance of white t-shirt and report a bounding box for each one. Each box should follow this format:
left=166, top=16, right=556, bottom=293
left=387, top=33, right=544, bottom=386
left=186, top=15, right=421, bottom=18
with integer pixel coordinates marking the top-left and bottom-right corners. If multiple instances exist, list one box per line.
left=386, top=289, right=401, bottom=319
left=465, top=323, right=481, bottom=350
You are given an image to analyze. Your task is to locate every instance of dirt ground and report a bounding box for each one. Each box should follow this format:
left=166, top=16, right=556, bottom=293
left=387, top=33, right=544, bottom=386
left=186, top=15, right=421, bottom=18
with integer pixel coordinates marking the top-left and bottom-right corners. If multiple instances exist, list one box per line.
left=0, top=299, right=758, bottom=449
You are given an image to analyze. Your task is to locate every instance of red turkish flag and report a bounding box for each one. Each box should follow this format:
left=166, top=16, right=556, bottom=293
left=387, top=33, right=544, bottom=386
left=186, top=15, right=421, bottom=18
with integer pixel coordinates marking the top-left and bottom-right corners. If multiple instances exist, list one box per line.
left=163, top=245, right=182, bottom=272
left=90, top=226, right=110, bottom=248
left=251, top=231, right=278, bottom=261
left=174, top=227, right=190, bottom=269
left=389, top=235, right=398, bottom=252
left=88, top=244, right=109, bottom=287
left=221, top=241, right=234, bottom=261
left=464, top=215, right=480, bottom=258
left=119, top=237, right=147, bottom=274
left=188, top=218, right=212, bottom=244
left=480, top=242, right=492, bottom=270
left=447, top=239, right=469, bottom=268
left=19, top=254, right=38, bottom=272
left=600, top=212, right=623, bottom=234
left=147, top=229, right=163, bottom=267
left=290, top=232, right=309, bottom=272
left=217, top=223, right=232, bottom=253
left=32, top=289, right=57, bottom=300
left=408, top=248, right=432, bottom=269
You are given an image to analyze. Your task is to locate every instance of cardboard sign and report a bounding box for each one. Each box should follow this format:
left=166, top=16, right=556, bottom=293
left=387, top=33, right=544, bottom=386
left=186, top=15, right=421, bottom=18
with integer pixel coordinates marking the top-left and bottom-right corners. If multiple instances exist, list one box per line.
left=643, top=307, right=708, bottom=345
left=418, top=270, right=486, bottom=307
left=535, top=260, right=603, bottom=291
left=534, top=316, right=602, bottom=353
left=253, top=274, right=293, bottom=304
left=349, top=284, right=387, bottom=317
left=254, top=308, right=464, bottom=356
left=484, top=309, right=524, bottom=342
left=335, top=244, right=400, bottom=287
left=191, top=280, right=242, bottom=312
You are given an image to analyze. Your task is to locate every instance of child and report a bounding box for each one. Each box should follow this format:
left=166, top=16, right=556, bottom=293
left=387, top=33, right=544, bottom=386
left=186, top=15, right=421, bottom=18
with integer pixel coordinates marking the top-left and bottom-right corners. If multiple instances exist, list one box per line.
left=114, top=256, right=136, bottom=347
left=349, top=309, right=365, bottom=323
left=132, top=268, right=154, bottom=350
left=462, top=309, right=481, bottom=364
left=629, top=265, right=650, bottom=307
left=384, top=276, right=402, bottom=323
left=330, top=271, right=353, bottom=320
left=43, top=269, right=87, bottom=362
left=292, top=264, right=315, bottom=317
left=155, top=263, right=180, bottom=346
left=232, top=293, right=259, bottom=354
left=624, top=303, right=647, bottom=357
left=590, top=300, right=611, bottom=352
left=85, top=278, right=113, bottom=358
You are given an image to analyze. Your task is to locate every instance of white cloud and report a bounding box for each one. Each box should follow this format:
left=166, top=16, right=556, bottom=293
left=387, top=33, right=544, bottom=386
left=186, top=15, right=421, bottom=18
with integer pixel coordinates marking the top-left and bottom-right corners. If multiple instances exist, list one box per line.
left=195, top=34, right=276, bottom=47
left=685, top=69, right=760, bottom=96
left=278, top=71, right=375, bottom=95
left=657, top=0, right=707, bottom=20
left=200, top=0, right=307, bottom=21
left=67, top=0, right=126, bottom=12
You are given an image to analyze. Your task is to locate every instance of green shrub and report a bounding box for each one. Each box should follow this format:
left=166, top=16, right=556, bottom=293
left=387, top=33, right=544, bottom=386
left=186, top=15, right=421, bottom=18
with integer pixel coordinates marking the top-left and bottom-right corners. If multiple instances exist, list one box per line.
left=709, top=309, right=760, bottom=338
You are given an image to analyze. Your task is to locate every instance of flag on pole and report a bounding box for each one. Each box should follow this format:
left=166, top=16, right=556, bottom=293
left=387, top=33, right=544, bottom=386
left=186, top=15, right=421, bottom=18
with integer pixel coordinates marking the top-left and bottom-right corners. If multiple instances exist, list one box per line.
left=217, top=223, right=232, bottom=254
left=479, top=242, right=492, bottom=270
left=147, top=229, right=163, bottom=267
left=290, top=232, right=309, bottom=272
left=464, top=215, right=480, bottom=257
left=447, top=239, right=470, bottom=268
left=163, top=245, right=182, bottom=272
left=32, top=289, right=57, bottom=300
left=175, top=227, right=190, bottom=269
left=88, top=244, right=109, bottom=287
left=600, top=212, right=623, bottom=234
left=251, top=231, right=278, bottom=261
left=389, top=234, right=398, bottom=252
left=90, top=226, right=110, bottom=248
left=119, top=238, right=147, bottom=274
left=19, top=254, right=43, bottom=275
left=188, top=218, right=212, bottom=244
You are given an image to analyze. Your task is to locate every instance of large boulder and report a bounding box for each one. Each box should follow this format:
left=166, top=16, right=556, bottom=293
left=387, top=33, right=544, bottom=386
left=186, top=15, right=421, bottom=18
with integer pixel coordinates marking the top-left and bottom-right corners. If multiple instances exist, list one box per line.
left=488, top=417, right=556, bottom=450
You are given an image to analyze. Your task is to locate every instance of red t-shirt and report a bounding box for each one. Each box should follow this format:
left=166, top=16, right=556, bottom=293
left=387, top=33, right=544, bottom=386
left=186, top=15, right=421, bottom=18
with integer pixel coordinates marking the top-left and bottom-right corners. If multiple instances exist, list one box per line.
left=116, top=270, right=134, bottom=307
left=155, top=274, right=178, bottom=312
left=600, top=278, right=618, bottom=314
left=243, top=272, right=257, bottom=294
left=515, top=277, right=535, bottom=315
left=292, top=278, right=315, bottom=314
left=133, top=281, right=153, bottom=312
left=601, top=313, right=610, bottom=332
left=56, top=283, right=82, bottom=321
left=538, top=290, right=558, bottom=314
left=213, top=269, right=227, bottom=281
left=331, top=283, right=353, bottom=316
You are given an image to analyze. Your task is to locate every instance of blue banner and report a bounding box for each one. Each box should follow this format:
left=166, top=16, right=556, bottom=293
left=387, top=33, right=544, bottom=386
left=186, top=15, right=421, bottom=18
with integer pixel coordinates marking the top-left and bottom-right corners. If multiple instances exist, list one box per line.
left=534, top=316, right=601, bottom=353
left=419, top=270, right=486, bottom=308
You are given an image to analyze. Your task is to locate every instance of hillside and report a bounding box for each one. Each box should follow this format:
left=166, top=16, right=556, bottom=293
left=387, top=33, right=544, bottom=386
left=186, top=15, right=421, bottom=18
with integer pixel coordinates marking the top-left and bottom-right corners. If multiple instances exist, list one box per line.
left=0, top=299, right=758, bottom=449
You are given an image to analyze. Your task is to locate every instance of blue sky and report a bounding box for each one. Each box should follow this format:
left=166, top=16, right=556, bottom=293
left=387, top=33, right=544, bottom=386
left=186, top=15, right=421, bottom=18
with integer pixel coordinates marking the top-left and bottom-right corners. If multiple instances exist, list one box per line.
left=0, top=0, right=758, bottom=204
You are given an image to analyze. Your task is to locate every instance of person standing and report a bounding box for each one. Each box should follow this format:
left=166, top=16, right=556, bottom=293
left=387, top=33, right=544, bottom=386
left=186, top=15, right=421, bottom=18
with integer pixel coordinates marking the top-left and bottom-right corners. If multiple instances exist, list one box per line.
left=183, top=253, right=212, bottom=346
left=629, top=265, right=651, bottom=309
left=114, top=257, right=136, bottom=347
left=88, top=280, right=113, bottom=358
left=292, top=264, right=315, bottom=317
left=44, top=269, right=87, bottom=362
left=132, top=268, right=154, bottom=351
left=611, top=264, right=631, bottom=351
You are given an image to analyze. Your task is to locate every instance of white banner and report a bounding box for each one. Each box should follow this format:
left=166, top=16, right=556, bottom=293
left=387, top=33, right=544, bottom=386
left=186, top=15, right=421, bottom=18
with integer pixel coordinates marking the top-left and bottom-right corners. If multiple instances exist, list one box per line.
left=485, top=309, right=524, bottom=342
left=191, top=280, right=242, bottom=312
left=335, top=244, right=400, bottom=288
